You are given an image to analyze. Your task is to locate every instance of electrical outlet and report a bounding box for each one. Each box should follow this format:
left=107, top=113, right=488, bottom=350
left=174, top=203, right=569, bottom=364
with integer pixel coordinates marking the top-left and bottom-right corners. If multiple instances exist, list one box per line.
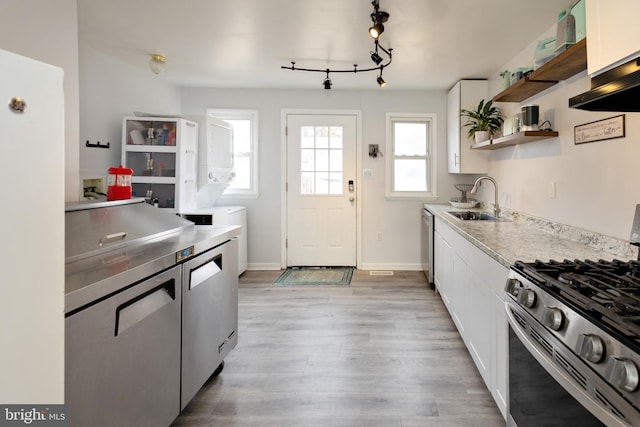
left=376, top=231, right=382, bottom=241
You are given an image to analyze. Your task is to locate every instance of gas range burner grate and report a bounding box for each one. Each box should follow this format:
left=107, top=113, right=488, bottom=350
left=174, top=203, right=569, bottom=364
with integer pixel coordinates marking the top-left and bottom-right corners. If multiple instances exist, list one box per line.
left=514, top=259, right=640, bottom=340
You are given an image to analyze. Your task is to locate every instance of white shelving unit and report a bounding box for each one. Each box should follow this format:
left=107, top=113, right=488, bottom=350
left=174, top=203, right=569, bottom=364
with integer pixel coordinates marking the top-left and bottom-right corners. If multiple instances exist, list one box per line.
left=122, top=116, right=198, bottom=213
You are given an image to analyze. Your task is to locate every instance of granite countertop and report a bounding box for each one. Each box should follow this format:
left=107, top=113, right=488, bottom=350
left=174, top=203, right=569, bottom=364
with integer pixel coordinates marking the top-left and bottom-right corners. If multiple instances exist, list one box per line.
left=425, top=204, right=638, bottom=269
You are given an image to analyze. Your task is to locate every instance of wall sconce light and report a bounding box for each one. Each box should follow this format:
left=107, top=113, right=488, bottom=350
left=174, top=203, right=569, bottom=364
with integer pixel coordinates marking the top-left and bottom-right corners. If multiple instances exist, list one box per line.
left=149, top=53, right=166, bottom=74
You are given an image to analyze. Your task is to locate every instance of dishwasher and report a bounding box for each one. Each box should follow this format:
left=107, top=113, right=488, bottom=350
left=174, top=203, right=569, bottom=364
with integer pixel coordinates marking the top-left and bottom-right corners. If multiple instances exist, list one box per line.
left=422, top=207, right=434, bottom=286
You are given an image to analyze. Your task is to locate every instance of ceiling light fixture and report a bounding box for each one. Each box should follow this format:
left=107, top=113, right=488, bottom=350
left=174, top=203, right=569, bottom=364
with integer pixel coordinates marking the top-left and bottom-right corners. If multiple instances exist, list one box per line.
left=281, top=0, right=393, bottom=89
left=323, top=70, right=332, bottom=90
left=149, top=53, right=166, bottom=74
left=369, top=0, right=389, bottom=39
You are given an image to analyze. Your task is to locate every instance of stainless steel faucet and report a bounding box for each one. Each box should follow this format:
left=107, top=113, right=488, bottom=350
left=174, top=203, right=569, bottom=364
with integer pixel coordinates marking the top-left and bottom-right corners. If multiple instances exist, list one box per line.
left=470, top=176, right=500, bottom=218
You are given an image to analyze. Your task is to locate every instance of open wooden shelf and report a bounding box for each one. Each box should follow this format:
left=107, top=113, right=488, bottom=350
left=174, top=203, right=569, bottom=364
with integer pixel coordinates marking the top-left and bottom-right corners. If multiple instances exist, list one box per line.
left=471, top=131, right=559, bottom=150
left=492, top=39, right=587, bottom=103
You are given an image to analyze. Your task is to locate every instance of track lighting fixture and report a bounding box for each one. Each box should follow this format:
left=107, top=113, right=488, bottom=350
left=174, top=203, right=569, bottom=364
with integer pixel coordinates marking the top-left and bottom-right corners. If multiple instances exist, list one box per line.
left=149, top=53, right=166, bottom=74
left=323, top=70, right=332, bottom=90
left=377, top=68, right=386, bottom=87
left=281, top=0, right=393, bottom=89
left=369, top=0, right=389, bottom=39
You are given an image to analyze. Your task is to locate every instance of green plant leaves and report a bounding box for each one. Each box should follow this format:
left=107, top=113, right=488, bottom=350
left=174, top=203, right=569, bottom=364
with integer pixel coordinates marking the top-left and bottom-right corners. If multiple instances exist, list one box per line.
left=460, top=99, right=504, bottom=139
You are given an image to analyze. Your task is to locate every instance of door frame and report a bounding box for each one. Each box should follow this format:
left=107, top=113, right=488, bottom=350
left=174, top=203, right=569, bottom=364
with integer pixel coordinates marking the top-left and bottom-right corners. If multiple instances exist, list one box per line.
left=280, top=109, right=363, bottom=269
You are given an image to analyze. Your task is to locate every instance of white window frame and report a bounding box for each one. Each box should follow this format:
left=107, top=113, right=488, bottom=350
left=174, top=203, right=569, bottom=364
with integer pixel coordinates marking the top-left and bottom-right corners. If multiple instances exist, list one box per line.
left=385, top=112, right=438, bottom=200
left=206, top=108, right=259, bottom=198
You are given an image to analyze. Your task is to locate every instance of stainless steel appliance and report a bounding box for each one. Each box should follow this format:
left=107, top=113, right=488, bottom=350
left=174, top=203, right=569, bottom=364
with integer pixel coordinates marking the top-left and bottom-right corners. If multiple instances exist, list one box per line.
left=569, top=56, right=640, bottom=112
left=181, top=238, right=238, bottom=409
left=521, top=104, right=539, bottom=131
left=505, top=259, right=640, bottom=426
left=422, top=207, right=434, bottom=285
left=65, top=199, right=240, bottom=426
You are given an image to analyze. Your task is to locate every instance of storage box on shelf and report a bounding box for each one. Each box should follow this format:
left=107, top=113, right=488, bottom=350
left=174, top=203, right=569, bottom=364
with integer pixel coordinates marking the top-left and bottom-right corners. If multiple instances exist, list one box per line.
left=122, top=117, right=198, bottom=212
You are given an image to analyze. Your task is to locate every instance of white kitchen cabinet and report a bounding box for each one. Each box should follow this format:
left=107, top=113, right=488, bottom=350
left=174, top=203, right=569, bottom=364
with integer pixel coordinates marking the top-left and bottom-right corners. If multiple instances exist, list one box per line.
left=447, top=80, right=489, bottom=174
left=213, top=206, right=248, bottom=275
left=586, top=0, right=640, bottom=75
left=490, top=258, right=509, bottom=419
left=433, top=216, right=508, bottom=420
left=122, top=117, right=198, bottom=213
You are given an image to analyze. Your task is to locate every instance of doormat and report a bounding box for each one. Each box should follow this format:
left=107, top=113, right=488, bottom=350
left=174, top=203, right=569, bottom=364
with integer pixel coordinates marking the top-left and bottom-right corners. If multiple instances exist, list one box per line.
left=273, top=267, right=354, bottom=286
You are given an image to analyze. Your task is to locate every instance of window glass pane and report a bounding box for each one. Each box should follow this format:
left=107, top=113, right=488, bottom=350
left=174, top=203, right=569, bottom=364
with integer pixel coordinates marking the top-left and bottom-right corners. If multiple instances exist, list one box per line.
left=315, top=172, right=329, bottom=194
left=330, top=127, right=343, bottom=148
left=224, top=119, right=250, bottom=152
left=315, top=126, right=329, bottom=148
left=301, top=149, right=314, bottom=171
left=315, top=149, right=329, bottom=172
left=228, top=157, right=250, bottom=189
left=329, top=149, right=342, bottom=172
left=394, top=122, right=427, bottom=156
left=301, top=172, right=314, bottom=194
left=301, top=126, right=315, bottom=148
left=394, top=159, right=428, bottom=191
left=329, top=172, right=343, bottom=194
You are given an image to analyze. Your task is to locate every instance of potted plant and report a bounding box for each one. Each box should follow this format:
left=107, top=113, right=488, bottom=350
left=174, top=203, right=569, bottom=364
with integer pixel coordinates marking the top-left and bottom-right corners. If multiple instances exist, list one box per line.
left=460, top=99, right=504, bottom=143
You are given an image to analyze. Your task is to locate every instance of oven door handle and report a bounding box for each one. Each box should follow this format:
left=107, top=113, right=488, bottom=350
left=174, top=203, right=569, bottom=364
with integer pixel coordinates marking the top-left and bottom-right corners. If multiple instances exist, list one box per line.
left=504, top=301, right=628, bottom=427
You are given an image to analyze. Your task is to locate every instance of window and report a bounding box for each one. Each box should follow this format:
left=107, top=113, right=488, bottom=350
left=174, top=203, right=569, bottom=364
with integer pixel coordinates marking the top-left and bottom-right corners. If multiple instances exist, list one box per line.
left=206, top=109, right=259, bottom=197
left=385, top=113, right=437, bottom=199
left=300, top=125, right=344, bottom=195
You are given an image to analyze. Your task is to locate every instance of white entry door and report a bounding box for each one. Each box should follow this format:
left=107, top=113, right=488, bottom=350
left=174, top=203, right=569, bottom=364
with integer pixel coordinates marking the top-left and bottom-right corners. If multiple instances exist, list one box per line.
left=286, top=113, right=357, bottom=267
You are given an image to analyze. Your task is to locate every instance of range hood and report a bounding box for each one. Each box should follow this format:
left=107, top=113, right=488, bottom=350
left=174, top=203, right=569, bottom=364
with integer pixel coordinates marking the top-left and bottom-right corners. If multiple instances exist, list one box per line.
left=569, top=57, right=640, bottom=111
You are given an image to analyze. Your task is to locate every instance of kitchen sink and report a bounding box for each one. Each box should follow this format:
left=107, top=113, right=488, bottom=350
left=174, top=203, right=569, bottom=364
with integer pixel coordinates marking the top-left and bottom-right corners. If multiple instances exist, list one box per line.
left=446, top=211, right=502, bottom=221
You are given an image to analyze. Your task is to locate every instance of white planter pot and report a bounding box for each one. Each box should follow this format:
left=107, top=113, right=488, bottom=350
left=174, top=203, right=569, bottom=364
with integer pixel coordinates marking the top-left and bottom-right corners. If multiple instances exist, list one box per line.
left=474, top=131, right=490, bottom=143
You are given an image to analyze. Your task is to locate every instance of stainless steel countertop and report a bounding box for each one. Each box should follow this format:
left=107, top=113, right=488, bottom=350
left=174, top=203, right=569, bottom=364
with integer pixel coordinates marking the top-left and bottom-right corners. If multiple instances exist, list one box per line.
left=65, top=225, right=241, bottom=314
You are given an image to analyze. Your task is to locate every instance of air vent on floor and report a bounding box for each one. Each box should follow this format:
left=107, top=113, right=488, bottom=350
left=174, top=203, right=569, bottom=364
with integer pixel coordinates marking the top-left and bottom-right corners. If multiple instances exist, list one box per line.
left=369, top=271, right=394, bottom=276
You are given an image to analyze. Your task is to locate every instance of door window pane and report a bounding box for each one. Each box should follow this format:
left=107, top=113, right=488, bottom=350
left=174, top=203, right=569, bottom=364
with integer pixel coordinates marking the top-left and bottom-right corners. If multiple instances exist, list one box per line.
left=299, top=126, right=344, bottom=195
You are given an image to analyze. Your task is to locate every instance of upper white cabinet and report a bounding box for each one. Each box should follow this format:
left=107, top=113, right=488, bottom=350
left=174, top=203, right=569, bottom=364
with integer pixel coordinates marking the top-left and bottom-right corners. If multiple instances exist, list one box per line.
left=586, top=0, right=640, bottom=75
left=122, top=117, right=198, bottom=213
left=447, top=80, right=489, bottom=174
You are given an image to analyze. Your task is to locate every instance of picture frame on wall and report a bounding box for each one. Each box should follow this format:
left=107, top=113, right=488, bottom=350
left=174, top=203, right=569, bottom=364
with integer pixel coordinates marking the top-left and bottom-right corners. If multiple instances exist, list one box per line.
left=574, top=114, right=625, bottom=145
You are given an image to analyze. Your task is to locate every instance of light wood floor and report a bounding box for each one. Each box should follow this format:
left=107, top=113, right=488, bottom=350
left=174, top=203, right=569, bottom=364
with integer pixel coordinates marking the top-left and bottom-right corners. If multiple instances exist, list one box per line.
left=171, top=270, right=504, bottom=427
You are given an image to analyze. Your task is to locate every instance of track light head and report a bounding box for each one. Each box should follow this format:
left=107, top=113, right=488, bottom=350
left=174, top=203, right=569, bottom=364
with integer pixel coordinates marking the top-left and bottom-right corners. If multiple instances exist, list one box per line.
left=370, top=50, right=383, bottom=65
left=369, top=22, right=384, bottom=39
left=323, top=71, right=332, bottom=89
left=377, top=75, right=386, bottom=87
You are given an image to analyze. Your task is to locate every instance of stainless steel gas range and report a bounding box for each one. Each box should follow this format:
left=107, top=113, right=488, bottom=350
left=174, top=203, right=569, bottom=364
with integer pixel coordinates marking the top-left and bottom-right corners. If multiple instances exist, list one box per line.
left=505, top=258, right=640, bottom=426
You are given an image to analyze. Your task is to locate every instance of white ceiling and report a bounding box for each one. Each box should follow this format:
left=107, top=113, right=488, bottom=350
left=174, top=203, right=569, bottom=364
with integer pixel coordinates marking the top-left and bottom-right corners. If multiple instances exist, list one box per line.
left=77, top=0, right=565, bottom=91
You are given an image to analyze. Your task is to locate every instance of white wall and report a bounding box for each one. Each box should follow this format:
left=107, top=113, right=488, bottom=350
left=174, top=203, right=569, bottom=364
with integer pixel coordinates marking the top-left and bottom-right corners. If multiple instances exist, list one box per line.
left=477, top=26, right=640, bottom=241
left=181, top=88, right=461, bottom=269
left=0, top=0, right=80, bottom=201
left=78, top=44, right=182, bottom=186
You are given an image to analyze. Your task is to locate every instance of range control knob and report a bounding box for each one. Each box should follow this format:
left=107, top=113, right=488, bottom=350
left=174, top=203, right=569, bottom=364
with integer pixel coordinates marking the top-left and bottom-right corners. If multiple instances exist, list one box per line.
left=505, top=278, right=521, bottom=296
left=576, top=334, right=605, bottom=363
left=542, top=307, right=564, bottom=331
left=606, top=357, right=639, bottom=392
left=517, top=288, right=537, bottom=308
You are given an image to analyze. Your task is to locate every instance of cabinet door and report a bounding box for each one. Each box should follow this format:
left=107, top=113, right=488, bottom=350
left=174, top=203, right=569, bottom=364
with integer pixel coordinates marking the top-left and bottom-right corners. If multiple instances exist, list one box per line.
left=447, top=80, right=489, bottom=174
left=490, top=260, right=509, bottom=419
left=467, top=271, right=492, bottom=387
left=434, top=229, right=453, bottom=312
left=176, top=120, right=198, bottom=212
left=451, top=251, right=468, bottom=334
left=586, top=0, right=640, bottom=75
